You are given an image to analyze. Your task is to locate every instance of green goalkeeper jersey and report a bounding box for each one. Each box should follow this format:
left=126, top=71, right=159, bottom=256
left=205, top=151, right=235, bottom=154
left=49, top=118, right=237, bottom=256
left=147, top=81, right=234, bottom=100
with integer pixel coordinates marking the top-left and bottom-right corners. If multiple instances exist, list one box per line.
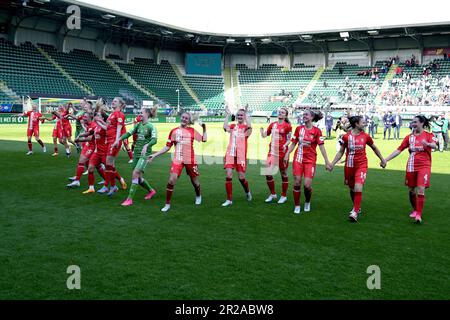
left=121, top=121, right=157, bottom=157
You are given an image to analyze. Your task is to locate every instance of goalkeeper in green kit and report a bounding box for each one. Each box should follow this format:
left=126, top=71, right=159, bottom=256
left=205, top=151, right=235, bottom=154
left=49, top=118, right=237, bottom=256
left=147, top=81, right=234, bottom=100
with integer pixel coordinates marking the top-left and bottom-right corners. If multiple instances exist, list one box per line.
left=120, top=106, right=158, bottom=206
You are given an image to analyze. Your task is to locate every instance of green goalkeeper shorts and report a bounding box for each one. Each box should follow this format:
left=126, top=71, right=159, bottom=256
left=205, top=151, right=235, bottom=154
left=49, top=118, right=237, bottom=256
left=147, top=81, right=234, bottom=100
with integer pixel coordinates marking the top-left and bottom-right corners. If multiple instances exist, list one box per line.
left=133, top=157, right=148, bottom=172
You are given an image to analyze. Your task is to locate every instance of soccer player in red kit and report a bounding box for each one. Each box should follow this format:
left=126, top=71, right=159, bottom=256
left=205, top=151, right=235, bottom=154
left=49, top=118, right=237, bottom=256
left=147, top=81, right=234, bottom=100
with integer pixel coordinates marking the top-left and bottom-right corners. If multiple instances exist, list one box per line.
left=21, top=103, right=46, bottom=155
left=81, top=110, right=125, bottom=194
left=67, top=112, right=97, bottom=188
left=43, top=107, right=65, bottom=156
left=284, top=109, right=331, bottom=214
left=329, top=116, right=385, bottom=222
left=260, top=107, right=292, bottom=204
left=383, top=115, right=437, bottom=223
left=148, top=112, right=207, bottom=213
left=97, top=97, right=127, bottom=196
left=222, top=106, right=252, bottom=207
left=60, top=103, right=78, bottom=152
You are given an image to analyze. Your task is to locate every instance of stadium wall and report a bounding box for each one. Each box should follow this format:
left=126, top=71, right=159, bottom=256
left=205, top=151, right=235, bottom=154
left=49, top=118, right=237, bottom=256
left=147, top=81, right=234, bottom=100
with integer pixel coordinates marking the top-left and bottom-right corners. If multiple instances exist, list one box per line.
left=160, top=49, right=184, bottom=65
left=258, top=54, right=289, bottom=68
left=129, top=47, right=154, bottom=61
left=293, top=53, right=325, bottom=67
left=373, top=49, right=421, bottom=64
left=328, top=51, right=370, bottom=66
left=227, top=54, right=257, bottom=68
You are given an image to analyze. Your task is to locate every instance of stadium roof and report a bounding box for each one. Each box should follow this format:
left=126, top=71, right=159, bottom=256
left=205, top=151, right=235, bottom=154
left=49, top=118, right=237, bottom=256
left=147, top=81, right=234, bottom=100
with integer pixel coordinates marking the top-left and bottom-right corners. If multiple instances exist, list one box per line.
left=68, top=0, right=450, bottom=36
left=3, top=0, right=450, bottom=53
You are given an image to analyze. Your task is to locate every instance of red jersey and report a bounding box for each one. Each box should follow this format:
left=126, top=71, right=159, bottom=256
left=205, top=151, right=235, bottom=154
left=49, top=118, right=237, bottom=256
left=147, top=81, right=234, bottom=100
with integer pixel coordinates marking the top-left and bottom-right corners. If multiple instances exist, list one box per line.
left=24, top=111, right=42, bottom=130
left=340, top=131, right=374, bottom=168
left=267, top=121, right=292, bottom=156
left=166, top=126, right=203, bottom=165
left=291, top=125, right=324, bottom=164
left=50, top=114, right=62, bottom=130
left=93, top=123, right=108, bottom=155
left=106, top=111, right=125, bottom=143
left=398, top=131, right=436, bottom=172
left=60, top=109, right=71, bottom=128
left=225, top=123, right=249, bottom=159
left=84, top=122, right=97, bottom=150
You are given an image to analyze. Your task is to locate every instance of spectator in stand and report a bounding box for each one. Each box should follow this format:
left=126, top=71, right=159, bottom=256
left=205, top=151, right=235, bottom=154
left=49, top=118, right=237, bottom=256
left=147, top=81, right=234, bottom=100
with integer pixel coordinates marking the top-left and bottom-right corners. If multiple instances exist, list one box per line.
left=325, top=113, right=333, bottom=139
left=440, top=113, right=449, bottom=150
left=383, top=111, right=395, bottom=140
left=393, top=111, right=402, bottom=140
left=339, top=65, right=343, bottom=75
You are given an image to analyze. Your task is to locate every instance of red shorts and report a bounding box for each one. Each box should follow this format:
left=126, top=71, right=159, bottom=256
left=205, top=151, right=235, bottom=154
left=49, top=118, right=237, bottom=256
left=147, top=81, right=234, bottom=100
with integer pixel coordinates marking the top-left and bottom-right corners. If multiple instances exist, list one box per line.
left=81, top=146, right=95, bottom=159
left=52, top=127, right=60, bottom=139
left=170, top=162, right=200, bottom=178
left=405, top=168, right=431, bottom=188
left=266, top=152, right=288, bottom=171
left=344, top=166, right=367, bottom=188
left=89, top=152, right=106, bottom=168
left=132, top=134, right=138, bottom=143
left=293, top=161, right=316, bottom=179
left=27, top=127, right=39, bottom=137
left=107, top=141, right=122, bottom=157
left=224, top=156, right=247, bottom=173
left=62, top=125, right=72, bottom=138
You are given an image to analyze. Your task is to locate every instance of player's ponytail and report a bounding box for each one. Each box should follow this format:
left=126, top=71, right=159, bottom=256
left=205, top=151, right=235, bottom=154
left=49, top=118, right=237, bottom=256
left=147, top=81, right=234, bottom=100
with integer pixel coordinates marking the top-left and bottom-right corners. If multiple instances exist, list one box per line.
left=415, top=114, right=431, bottom=130
left=349, top=115, right=363, bottom=129
left=306, top=109, right=323, bottom=122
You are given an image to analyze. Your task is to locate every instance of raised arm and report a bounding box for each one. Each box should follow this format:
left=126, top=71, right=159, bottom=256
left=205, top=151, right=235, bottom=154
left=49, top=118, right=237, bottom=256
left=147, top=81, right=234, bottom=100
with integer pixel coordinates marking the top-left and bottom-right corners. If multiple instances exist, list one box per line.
left=201, top=123, right=207, bottom=142
left=121, top=123, right=138, bottom=141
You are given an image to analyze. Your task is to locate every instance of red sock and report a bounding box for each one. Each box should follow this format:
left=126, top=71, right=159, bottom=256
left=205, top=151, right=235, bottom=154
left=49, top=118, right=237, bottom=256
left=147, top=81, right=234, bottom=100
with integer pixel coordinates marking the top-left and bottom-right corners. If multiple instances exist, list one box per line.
left=104, top=165, right=114, bottom=187
left=115, top=170, right=122, bottom=182
left=239, top=178, right=250, bottom=193
left=127, top=149, right=133, bottom=160
left=88, top=171, right=95, bottom=186
left=110, top=166, right=117, bottom=187
left=293, top=186, right=301, bottom=206
left=304, top=187, right=312, bottom=203
left=27, top=141, right=32, bottom=151
left=409, top=191, right=417, bottom=210
left=225, top=178, right=233, bottom=200
left=281, top=176, right=289, bottom=197
left=266, top=176, right=276, bottom=195
left=353, top=191, right=362, bottom=213
left=416, top=194, right=425, bottom=217
left=166, top=183, right=174, bottom=204
left=97, top=166, right=105, bottom=179
left=37, top=139, right=44, bottom=148
left=75, top=163, right=85, bottom=180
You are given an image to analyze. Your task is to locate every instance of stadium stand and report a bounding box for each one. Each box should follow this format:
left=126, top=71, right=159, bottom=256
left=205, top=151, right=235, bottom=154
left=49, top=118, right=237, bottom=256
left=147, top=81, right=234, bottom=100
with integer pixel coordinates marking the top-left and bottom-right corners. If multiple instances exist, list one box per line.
left=39, top=44, right=151, bottom=102
left=183, top=75, right=225, bottom=110
left=0, top=39, right=86, bottom=97
left=302, top=62, right=389, bottom=106
left=116, top=58, right=198, bottom=108
left=237, top=64, right=316, bottom=111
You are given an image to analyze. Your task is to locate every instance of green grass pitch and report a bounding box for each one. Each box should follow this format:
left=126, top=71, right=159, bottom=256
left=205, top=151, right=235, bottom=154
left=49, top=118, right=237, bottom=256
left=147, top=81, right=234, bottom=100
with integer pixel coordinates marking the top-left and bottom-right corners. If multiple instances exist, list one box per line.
left=0, top=122, right=449, bottom=299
